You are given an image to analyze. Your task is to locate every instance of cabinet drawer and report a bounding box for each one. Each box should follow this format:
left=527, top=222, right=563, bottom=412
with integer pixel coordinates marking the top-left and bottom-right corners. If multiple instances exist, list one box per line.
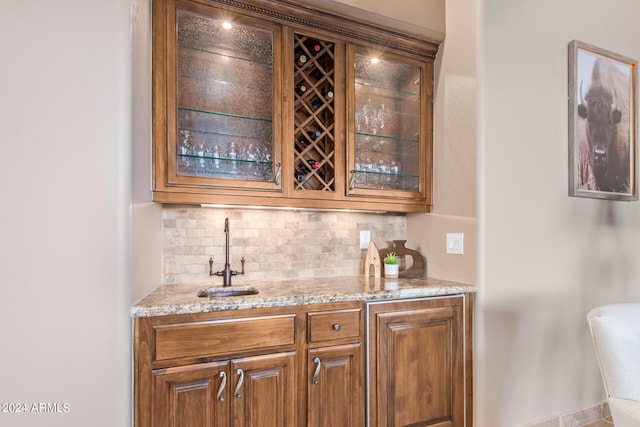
left=154, top=314, right=296, bottom=362
left=308, top=309, right=361, bottom=344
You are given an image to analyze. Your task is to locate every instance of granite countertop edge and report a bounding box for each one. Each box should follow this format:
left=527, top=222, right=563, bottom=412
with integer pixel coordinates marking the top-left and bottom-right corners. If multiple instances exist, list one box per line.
left=132, top=276, right=477, bottom=318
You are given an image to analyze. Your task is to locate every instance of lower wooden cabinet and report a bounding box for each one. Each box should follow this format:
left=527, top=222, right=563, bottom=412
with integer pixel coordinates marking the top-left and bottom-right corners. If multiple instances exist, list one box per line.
left=367, top=296, right=467, bottom=427
left=135, top=296, right=472, bottom=427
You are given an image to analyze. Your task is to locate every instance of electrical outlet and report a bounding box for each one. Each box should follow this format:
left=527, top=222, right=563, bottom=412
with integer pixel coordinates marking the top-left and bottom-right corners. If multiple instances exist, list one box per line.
left=360, top=230, right=371, bottom=249
left=446, top=233, right=464, bottom=255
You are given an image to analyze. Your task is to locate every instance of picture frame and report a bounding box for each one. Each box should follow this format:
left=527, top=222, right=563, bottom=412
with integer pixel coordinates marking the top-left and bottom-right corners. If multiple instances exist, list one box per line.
left=568, top=40, right=638, bottom=200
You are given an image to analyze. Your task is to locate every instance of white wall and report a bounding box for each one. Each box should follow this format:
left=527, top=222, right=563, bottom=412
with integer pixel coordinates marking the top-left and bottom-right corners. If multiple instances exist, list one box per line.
left=407, top=0, right=477, bottom=285
left=478, top=0, right=640, bottom=425
left=0, top=1, right=132, bottom=426
left=131, top=0, right=163, bottom=304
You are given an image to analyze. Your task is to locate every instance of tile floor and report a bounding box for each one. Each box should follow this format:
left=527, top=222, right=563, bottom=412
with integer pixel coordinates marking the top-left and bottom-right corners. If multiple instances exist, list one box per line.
left=584, top=416, right=614, bottom=426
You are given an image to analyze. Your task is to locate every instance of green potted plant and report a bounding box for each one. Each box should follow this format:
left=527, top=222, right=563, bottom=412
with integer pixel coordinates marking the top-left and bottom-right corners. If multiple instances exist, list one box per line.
left=383, top=252, right=399, bottom=278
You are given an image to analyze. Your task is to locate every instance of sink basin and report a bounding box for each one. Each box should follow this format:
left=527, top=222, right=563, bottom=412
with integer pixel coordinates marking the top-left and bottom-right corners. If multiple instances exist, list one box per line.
left=197, top=286, right=259, bottom=298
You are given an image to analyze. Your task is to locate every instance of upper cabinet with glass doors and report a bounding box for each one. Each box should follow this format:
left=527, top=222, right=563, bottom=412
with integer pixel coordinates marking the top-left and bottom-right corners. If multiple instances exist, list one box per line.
left=152, top=0, right=438, bottom=212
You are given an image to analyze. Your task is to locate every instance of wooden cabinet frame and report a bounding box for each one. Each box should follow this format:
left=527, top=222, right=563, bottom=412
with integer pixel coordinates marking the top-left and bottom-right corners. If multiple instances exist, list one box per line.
left=152, top=0, right=439, bottom=212
left=134, top=295, right=473, bottom=427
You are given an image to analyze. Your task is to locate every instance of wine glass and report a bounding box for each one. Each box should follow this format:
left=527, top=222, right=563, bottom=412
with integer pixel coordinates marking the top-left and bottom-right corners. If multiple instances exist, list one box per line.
left=390, top=161, right=400, bottom=188
left=241, top=143, right=261, bottom=178
left=377, top=159, right=389, bottom=188
left=210, top=145, right=221, bottom=171
left=195, top=141, right=206, bottom=175
left=178, top=130, right=192, bottom=174
left=226, top=142, right=239, bottom=174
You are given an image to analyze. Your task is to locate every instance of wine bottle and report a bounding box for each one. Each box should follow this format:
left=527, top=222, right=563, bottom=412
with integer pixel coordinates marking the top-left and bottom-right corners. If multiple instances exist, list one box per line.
left=296, top=162, right=311, bottom=182
left=307, top=130, right=322, bottom=139
left=295, top=85, right=307, bottom=96
left=307, top=159, right=321, bottom=169
left=297, top=130, right=322, bottom=146
left=296, top=53, right=307, bottom=67
left=324, top=91, right=334, bottom=100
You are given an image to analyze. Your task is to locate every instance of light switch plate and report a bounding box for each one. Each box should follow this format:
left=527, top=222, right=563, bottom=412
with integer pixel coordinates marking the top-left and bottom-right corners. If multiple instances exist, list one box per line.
left=446, top=233, right=464, bottom=255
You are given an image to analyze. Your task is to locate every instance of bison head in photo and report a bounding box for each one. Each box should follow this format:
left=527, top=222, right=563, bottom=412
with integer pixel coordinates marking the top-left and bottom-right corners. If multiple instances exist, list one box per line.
left=578, top=77, right=629, bottom=192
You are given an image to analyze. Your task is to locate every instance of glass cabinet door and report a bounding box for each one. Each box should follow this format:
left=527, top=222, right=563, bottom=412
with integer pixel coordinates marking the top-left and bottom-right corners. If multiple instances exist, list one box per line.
left=167, top=4, right=281, bottom=189
left=348, top=50, right=426, bottom=197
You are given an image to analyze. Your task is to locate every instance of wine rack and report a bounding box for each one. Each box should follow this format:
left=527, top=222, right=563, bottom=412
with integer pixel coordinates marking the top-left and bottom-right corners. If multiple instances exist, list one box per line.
left=293, top=34, right=335, bottom=192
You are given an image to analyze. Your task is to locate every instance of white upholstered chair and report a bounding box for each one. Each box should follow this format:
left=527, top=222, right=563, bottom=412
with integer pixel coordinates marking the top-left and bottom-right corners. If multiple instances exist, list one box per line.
left=587, top=303, right=640, bottom=427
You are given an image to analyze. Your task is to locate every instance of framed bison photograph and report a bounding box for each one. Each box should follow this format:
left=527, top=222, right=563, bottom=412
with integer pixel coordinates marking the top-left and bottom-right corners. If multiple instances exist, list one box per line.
left=569, top=40, right=638, bottom=200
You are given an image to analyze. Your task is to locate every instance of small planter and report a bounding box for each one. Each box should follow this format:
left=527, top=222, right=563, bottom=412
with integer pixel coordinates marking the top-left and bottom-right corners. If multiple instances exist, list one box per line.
left=384, top=263, right=399, bottom=278
left=383, top=252, right=400, bottom=278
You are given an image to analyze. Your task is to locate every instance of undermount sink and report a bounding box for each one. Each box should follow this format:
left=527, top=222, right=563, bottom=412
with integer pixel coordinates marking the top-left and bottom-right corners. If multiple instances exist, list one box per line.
left=197, top=286, right=259, bottom=298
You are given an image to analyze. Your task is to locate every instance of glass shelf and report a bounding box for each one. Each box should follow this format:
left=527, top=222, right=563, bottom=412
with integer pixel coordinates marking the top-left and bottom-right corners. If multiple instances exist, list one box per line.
left=355, top=132, right=418, bottom=144
left=178, top=47, right=273, bottom=86
left=179, top=107, right=273, bottom=129
left=355, top=81, right=419, bottom=98
left=177, top=154, right=274, bottom=181
left=354, top=133, right=419, bottom=156
left=351, top=170, right=419, bottom=191
left=178, top=45, right=273, bottom=67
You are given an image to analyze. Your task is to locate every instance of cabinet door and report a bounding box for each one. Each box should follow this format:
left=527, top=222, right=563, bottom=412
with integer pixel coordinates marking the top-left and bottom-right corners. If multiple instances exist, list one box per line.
left=231, top=352, right=296, bottom=427
left=307, top=344, right=363, bottom=427
left=368, top=298, right=464, bottom=427
left=154, top=0, right=283, bottom=194
left=347, top=46, right=431, bottom=201
left=152, top=361, right=230, bottom=427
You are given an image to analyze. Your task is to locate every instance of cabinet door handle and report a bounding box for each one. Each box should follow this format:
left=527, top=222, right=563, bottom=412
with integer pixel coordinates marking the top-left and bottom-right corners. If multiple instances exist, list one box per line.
left=234, top=368, right=244, bottom=398
left=312, top=357, right=321, bottom=385
left=333, top=323, right=341, bottom=331
left=216, top=371, right=226, bottom=402
left=274, top=162, right=282, bottom=185
left=349, top=170, right=356, bottom=190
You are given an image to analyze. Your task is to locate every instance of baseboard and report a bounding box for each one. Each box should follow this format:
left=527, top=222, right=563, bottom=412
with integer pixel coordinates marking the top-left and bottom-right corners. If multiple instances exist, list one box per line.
left=522, top=401, right=610, bottom=427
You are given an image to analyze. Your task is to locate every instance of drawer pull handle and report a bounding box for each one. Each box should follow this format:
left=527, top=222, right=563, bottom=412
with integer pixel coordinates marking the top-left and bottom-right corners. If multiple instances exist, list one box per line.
left=216, top=371, right=226, bottom=402
left=333, top=323, right=341, bottom=331
left=234, top=368, right=244, bottom=399
left=312, top=357, right=321, bottom=385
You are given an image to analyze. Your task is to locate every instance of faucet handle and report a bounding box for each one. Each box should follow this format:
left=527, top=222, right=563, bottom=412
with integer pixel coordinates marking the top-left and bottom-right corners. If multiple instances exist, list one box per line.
left=231, top=257, right=245, bottom=277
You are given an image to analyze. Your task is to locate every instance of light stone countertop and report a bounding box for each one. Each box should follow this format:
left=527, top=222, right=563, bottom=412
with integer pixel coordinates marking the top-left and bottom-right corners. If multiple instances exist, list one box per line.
left=131, top=276, right=477, bottom=318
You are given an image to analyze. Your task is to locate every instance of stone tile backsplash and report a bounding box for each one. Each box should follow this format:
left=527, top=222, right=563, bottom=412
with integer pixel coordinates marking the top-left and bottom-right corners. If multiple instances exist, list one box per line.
left=162, top=206, right=406, bottom=284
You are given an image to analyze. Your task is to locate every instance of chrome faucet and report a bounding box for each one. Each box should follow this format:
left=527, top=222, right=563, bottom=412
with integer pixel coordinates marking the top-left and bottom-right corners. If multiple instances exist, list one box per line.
left=209, top=218, right=245, bottom=287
